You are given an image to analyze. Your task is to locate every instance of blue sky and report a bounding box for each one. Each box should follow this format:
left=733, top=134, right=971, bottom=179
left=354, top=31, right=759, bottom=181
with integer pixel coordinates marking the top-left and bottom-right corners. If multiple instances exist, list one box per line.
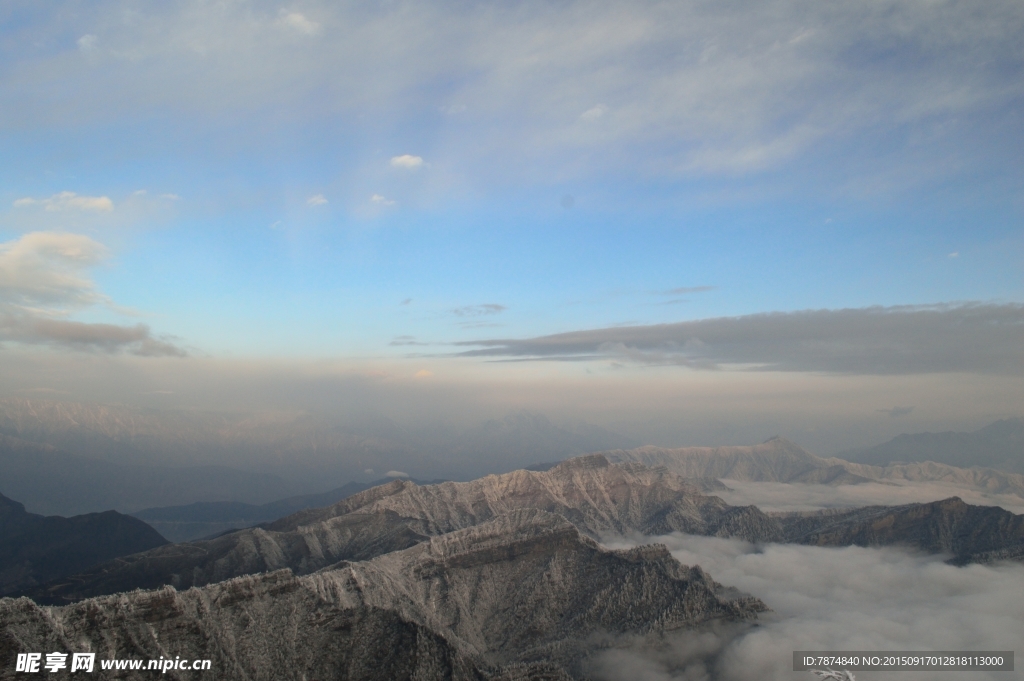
left=1, top=0, right=1023, bottom=449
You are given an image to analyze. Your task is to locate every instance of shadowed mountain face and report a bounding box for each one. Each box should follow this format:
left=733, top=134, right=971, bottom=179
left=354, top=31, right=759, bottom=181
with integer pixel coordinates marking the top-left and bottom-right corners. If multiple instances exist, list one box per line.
left=24, top=455, right=781, bottom=604
left=0, top=493, right=168, bottom=597
left=837, top=419, right=1024, bottom=473
left=777, top=497, right=1024, bottom=564
left=0, top=511, right=765, bottom=680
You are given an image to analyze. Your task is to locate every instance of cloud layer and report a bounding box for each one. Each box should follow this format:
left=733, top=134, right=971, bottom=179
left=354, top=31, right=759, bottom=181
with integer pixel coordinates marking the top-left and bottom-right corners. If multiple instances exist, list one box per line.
left=594, top=533, right=1024, bottom=681
left=13, top=192, right=114, bottom=212
left=0, top=232, right=185, bottom=356
left=3, top=0, right=1022, bottom=186
left=457, top=304, right=1024, bottom=374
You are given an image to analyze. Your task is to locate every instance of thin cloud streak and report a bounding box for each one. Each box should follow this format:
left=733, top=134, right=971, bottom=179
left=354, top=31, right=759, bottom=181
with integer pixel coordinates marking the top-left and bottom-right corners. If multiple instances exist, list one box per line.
left=456, top=303, right=1024, bottom=375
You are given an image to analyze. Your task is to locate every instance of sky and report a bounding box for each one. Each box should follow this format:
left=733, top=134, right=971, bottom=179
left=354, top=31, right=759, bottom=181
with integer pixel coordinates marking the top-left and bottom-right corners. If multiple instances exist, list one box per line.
left=1, top=0, right=1023, bottom=451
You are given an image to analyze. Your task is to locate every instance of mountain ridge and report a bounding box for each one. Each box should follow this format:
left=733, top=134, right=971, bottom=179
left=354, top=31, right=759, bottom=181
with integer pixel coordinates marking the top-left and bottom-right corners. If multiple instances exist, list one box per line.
left=602, top=436, right=1024, bottom=497
left=837, top=419, right=1024, bottom=473
left=1, top=510, right=765, bottom=680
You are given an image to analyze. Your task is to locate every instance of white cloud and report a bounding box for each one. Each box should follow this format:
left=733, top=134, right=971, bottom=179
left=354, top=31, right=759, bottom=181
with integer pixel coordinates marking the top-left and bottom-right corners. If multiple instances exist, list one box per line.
left=77, top=34, right=97, bottom=51
left=385, top=470, right=410, bottom=477
left=278, top=11, right=321, bottom=35
left=306, top=194, right=328, bottom=206
left=593, top=533, right=1024, bottom=681
left=390, top=154, right=425, bottom=169
left=370, top=193, right=396, bottom=206
left=0, top=232, right=185, bottom=356
left=0, top=231, right=109, bottom=307
left=13, top=192, right=113, bottom=212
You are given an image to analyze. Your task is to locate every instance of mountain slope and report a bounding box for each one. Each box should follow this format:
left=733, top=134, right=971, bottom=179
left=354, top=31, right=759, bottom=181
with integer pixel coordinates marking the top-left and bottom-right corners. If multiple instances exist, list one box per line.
left=0, top=493, right=167, bottom=597
left=25, top=455, right=780, bottom=604
left=778, top=497, right=1024, bottom=564
left=1, top=511, right=765, bottom=680
left=838, top=419, right=1024, bottom=473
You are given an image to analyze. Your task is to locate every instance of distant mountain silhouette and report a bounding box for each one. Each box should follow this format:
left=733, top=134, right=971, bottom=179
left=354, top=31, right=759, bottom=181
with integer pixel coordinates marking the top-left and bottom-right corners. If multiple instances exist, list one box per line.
left=603, top=436, right=1024, bottom=497
left=838, top=419, right=1024, bottom=472
left=0, top=399, right=639, bottom=501
left=0, top=492, right=167, bottom=597
left=131, top=478, right=447, bottom=542
left=0, top=433, right=304, bottom=516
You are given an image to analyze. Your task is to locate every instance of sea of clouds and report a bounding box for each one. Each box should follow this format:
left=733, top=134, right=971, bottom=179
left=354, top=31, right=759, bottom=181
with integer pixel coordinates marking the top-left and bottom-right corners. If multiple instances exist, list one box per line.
left=593, top=533, right=1024, bottom=681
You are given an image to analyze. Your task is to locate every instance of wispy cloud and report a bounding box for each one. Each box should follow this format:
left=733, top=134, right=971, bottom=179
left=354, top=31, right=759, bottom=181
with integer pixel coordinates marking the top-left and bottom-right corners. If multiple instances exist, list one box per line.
left=371, top=193, right=397, bottom=206
left=306, top=194, right=328, bottom=206
left=4, top=0, right=1021, bottom=187
left=0, top=232, right=185, bottom=356
left=456, top=303, right=1024, bottom=374
left=278, top=11, right=320, bottom=35
left=451, top=303, right=507, bottom=317
left=390, top=335, right=428, bottom=346
left=663, top=286, right=715, bottom=295
left=13, top=192, right=113, bottom=212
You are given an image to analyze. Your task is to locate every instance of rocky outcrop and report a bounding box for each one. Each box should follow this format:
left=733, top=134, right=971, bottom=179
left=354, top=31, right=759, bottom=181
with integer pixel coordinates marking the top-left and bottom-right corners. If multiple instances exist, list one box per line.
left=0, top=511, right=766, bottom=680
left=25, top=456, right=780, bottom=604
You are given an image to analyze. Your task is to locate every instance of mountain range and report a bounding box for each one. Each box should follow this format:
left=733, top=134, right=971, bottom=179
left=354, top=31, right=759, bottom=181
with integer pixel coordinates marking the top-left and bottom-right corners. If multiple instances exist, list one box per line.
left=4, top=451, right=1024, bottom=680
left=837, top=418, right=1024, bottom=473
left=0, top=399, right=638, bottom=515
left=1, top=510, right=765, bottom=680
left=603, top=436, right=1024, bottom=498
left=21, top=454, right=1024, bottom=607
